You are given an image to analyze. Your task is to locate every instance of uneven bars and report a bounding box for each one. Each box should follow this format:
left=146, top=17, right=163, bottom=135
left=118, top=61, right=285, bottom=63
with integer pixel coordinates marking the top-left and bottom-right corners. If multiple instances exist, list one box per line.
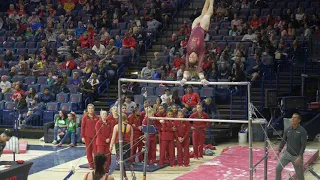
left=149, top=117, right=267, bottom=124
left=119, top=78, right=250, bottom=86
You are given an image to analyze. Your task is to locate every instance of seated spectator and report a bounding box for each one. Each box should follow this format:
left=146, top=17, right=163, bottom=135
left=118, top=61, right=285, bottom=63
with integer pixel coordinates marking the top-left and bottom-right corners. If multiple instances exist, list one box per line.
left=64, top=0, right=75, bottom=12
left=241, top=29, right=257, bottom=42
left=241, top=0, right=250, bottom=9
left=265, top=15, right=275, bottom=27
left=248, top=53, right=263, bottom=81
left=58, top=112, right=78, bottom=147
left=119, top=84, right=133, bottom=101
left=87, top=73, right=99, bottom=91
left=124, top=96, right=136, bottom=114
left=140, top=61, right=155, bottom=79
left=82, top=60, right=94, bottom=78
left=79, top=76, right=94, bottom=107
left=151, top=52, right=165, bottom=72
left=303, top=23, right=312, bottom=40
left=114, top=35, right=122, bottom=49
left=28, top=12, right=40, bottom=25
left=39, top=87, right=55, bottom=104
left=7, top=4, right=17, bottom=16
left=92, top=39, right=106, bottom=58
left=57, top=41, right=71, bottom=56
left=180, top=36, right=188, bottom=49
left=103, top=39, right=119, bottom=61
left=122, top=32, right=137, bottom=62
left=166, top=34, right=179, bottom=49
left=181, top=85, right=200, bottom=113
left=218, top=61, right=230, bottom=79
left=169, top=43, right=183, bottom=57
left=176, top=63, right=186, bottom=80
left=160, top=3, right=171, bottom=26
left=52, top=110, right=68, bottom=144
left=51, top=76, right=70, bottom=94
left=147, top=15, right=162, bottom=31
left=229, top=25, right=239, bottom=36
left=173, top=54, right=185, bottom=70
left=162, top=64, right=175, bottom=80
left=79, top=32, right=92, bottom=48
left=26, top=87, right=38, bottom=105
left=295, top=8, right=305, bottom=23
left=71, top=72, right=81, bottom=85
left=61, top=72, right=70, bottom=85
left=162, top=96, right=173, bottom=110
left=47, top=72, right=56, bottom=86
left=0, top=75, right=12, bottom=94
left=201, top=98, right=219, bottom=118
left=4, top=50, right=15, bottom=62
left=160, top=88, right=172, bottom=103
left=23, top=97, right=43, bottom=126
left=12, top=93, right=28, bottom=127
left=231, top=14, right=241, bottom=29
left=12, top=84, right=25, bottom=101
left=229, top=63, right=246, bottom=82
left=153, top=97, right=162, bottom=112
left=232, top=50, right=246, bottom=63
left=206, top=62, right=218, bottom=80
left=25, top=27, right=34, bottom=37
left=17, top=61, right=30, bottom=76
left=32, top=57, right=46, bottom=76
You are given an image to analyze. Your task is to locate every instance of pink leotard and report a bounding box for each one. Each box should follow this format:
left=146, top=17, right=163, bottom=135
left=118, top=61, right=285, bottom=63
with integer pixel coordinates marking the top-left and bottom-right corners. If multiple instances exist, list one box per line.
left=186, top=24, right=206, bottom=73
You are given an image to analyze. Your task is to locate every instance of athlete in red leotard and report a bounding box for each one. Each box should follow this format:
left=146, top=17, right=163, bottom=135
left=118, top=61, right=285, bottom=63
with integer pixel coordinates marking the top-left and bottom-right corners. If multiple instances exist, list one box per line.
left=181, top=0, right=214, bottom=86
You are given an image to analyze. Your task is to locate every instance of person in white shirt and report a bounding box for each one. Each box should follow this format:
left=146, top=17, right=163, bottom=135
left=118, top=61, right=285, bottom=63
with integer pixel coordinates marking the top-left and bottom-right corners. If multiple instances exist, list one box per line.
left=0, top=76, right=12, bottom=93
left=124, top=96, right=136, bottom=114
left=160, top=88, right=172, bottom=104
left=177, top=63, right=185, bottom=80
left=231, top=14, right=241, bottom=29
left=92, top=40, right=106, bottom=58
left=241, top=29, right=257, bottom=42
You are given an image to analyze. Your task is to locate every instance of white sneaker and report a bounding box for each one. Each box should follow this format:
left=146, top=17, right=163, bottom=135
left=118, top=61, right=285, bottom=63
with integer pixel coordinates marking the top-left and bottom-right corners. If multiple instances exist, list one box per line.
left=57, top=135, right=61, bottom=141
left=52, top=140, right=57, bottom=144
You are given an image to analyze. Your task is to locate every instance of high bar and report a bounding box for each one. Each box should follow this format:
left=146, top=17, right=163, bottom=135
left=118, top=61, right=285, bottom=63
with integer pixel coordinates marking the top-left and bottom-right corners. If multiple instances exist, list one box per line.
left=149, top=117, right=267, bottom=124
left=119, top=78, right=251, bottom=86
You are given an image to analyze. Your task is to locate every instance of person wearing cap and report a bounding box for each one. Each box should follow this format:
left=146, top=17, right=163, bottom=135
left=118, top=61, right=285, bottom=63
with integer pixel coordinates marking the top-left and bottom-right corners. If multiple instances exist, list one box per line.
left=0, top=129, right=12, bottom=157
left=160, top=88, right=172, bottom=104
left=79, top=76, right=94, bottom=108
left=181, top=85, right=200, bottom=113
left=51, top=76, right=70, bottom=94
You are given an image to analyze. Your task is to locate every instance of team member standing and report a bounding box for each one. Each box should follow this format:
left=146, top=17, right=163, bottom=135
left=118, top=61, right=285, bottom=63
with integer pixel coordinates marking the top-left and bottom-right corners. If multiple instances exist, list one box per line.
left=95, top=110, right=113, bottom=172
left=189, top=104, right=210, bottom=159
left=128, top=106, right=144, bottom=163
left=142, top=107, right=158, bottom=165
left=159, top=110, right=176, bottom=167
left=81, top=104, right=99, bottom=169
left=108, top=107, right=119, bottom=129
left=174, top=111, right=191, bottom=166
left=0, top=129, right=12, bottom=157
left=275, top=113, right=307, bottom=180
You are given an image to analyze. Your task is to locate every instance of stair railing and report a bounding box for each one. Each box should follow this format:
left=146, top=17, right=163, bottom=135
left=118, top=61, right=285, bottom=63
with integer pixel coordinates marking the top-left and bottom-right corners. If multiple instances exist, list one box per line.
left=260, top=66, right=273, bottom=110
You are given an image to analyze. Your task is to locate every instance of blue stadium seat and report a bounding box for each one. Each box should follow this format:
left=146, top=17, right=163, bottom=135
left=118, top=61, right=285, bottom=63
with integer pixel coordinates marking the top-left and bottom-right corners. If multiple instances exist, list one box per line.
left=43, top=110, right=55, bottom=123
left=120, top=48, right=132, bottom=56
left=134, top=95, right=144, bottom=106
left=56, top=93, right=69, bottom=103
left=37, top=76, right=47, bottom=85
left=200, top=87, right=215, bottom=98
left=70, top=93, right=82, bottom=111
left=261, top=8, right=270, bottom=16
left=250, top=9, right=260, bottom=16
left=60, top=103, right=72, bottom=111
left=311, top=1, right=319, bottom=8
left=14, top=41, right=25, bottom=48
left=8, top=61, right=18, bottom=68
left=211, top=36, right=222, bottom=41
left=145, top=87, right=155, bottom=96
left=171, top=87, right=184, bottom=96
left=146, top=96, right=157, bottom=105
left=28, top=84, right=40, bottom=92
left=60, top=69, right=71, bottom=76
left=46, top=102, right=59, bottom=111
left=271, top=8, right=281, bottom=16
left=67, top=85, right=79, bottom=93
left=156, top=86, right=167, bottom=96
left=0, top=100, right=4, bottom=109
left=0, top=68, right=9, bottom=76
left=11, top=76, right=24, bottom=83
left=28, top=48, right=38, bottom=54
left=3, top=92, right=13, bottom=102
left=24, top=76, right=36, bottom=84
left=5, top=102, right=15, bottom=110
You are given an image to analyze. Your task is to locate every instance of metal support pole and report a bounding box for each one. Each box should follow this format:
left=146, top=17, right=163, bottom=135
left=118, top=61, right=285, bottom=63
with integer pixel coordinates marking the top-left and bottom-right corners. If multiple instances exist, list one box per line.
left=142, top=118, right=151, bottom=180
left=117, top=79, right=124, bottom=180
left=264, top=122, right=268, bottom=180
left=248, top=84, right=253, bottom=180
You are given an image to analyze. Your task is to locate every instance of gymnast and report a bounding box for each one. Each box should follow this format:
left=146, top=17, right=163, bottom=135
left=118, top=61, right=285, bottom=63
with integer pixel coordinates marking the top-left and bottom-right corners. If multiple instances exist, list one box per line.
left=181, top=0, right=214, bottom=86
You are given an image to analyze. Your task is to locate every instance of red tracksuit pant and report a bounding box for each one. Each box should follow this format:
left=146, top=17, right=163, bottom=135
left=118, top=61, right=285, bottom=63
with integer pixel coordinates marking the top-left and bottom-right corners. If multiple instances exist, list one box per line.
left=147, top=135, right=157, bottom=164
left=176, top=138, right=190, bottom=166
left=131, top=136, right=144, bottom=162
left=85, top=137, right=97, bottom=168
left=97, top=145, right=111, bottom=171
left=159, top=140, right=175, bottom=166
left=192, top=130, right=205, bottom=158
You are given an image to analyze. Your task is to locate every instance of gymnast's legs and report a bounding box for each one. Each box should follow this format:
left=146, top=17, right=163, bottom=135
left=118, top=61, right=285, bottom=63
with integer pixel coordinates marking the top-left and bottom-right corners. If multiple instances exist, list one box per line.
left=191, top=0, right=214, bottom=31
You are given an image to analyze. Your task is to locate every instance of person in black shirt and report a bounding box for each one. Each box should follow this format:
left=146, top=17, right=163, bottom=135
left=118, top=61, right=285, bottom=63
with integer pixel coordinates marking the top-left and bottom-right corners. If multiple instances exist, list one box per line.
left=51, top=76, right=70, bottom=95
left=0, top=129, right=12, bottom=157
left=79, top=76, right=94, bottom=108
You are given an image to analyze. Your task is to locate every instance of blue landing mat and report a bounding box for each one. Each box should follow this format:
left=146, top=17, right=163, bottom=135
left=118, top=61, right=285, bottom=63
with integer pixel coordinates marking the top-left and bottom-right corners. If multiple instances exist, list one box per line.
left=27, top=145, right=66, bottom=151
left=28, top=146, right=86, bottom=175
left=79, top=156, right=168, bottom=172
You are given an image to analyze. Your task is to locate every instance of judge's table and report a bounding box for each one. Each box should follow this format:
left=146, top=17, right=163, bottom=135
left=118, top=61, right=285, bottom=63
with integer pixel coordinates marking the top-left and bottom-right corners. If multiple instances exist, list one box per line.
left=0, top=161, right=33, bottom=180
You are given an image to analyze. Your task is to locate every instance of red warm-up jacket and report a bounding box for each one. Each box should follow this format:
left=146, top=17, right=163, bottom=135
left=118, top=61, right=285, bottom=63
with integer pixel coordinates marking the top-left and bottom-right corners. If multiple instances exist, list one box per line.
left=95, top=119, right=113, bottom=146
left=106, top=114, right=118, bottom=128
left=81, top=113, right=99, bottom=139
left=189, top=112, right=210, bottom=130
left=174, top=121, right=191, bottom=139
left=161, top=120, right=175, bottom=141
left=128, top=114, right=144, bottom=138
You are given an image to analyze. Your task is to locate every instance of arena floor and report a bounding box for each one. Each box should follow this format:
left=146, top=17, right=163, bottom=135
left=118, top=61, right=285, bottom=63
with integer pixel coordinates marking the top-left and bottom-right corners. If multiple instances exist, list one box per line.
left=1, top=139, right=320, bottom=180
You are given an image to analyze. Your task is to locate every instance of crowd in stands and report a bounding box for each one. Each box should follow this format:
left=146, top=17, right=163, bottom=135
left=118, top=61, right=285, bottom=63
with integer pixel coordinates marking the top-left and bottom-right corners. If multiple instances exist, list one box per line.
left=0, top=0, right=178, bottom=128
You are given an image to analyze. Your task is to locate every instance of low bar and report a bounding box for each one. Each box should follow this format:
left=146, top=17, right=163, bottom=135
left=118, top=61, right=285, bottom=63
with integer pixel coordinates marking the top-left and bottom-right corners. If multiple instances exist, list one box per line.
left=149, top=117, right=267, bottom=124
left=119, top=78, right=251, bottom=86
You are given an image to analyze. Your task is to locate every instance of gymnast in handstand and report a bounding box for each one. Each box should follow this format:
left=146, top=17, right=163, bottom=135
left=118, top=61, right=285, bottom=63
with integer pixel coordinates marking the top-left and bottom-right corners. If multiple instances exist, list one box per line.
left=181, top=0, right=214, bottom=86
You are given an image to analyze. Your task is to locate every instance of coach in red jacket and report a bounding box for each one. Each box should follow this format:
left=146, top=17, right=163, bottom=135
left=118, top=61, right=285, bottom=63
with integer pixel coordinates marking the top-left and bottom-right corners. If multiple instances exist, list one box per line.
left=189, top=104, right=210, bottom=159
left=81, top=104, right=99, bottom=169
left=159, top=110, right=176, bottom=167
left=174, top=111, right=191, bottom=166
left=95, top=110, right=113, bottom=172
left=128, top=106, right=144, bottom=163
